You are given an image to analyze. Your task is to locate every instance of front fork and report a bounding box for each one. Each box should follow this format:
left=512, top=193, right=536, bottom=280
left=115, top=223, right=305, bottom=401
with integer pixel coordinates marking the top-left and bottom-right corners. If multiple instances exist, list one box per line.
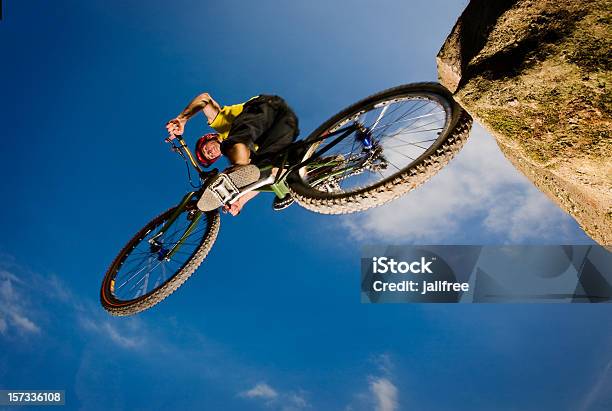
left=148, top=191, right=202, bottom=260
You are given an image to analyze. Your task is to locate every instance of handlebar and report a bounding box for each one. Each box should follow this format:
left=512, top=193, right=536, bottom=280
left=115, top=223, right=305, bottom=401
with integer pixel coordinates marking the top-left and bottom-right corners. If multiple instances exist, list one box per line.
left=165, top=134, right=204, bottom=174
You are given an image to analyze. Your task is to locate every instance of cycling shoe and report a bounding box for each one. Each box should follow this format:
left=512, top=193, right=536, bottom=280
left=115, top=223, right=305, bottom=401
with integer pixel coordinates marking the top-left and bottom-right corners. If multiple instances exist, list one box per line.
left=197, top=164, right=261, bottom=211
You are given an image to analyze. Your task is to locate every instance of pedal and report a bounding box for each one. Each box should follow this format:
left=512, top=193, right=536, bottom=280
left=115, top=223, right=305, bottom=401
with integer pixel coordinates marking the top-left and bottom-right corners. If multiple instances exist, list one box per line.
left=210, top=174, right=241, bottom=203
left=197, top=165, right=261, bottom=212
left=197, top=174, right=240, bottom=211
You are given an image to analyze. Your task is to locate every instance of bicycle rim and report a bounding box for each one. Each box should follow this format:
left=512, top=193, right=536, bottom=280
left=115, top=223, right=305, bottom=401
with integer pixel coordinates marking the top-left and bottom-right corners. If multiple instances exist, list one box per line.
left=101, top=203, right=215, bottom=308
left=298, top=90, right=452, bottom=194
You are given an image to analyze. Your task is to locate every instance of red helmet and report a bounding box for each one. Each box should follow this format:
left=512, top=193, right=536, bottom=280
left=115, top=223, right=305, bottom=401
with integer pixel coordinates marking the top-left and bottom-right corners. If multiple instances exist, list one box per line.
left=195, top=133, right=221, bottom=167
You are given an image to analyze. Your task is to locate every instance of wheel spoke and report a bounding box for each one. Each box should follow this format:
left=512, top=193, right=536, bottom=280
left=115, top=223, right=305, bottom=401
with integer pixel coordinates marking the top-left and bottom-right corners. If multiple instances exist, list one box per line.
left=372, top=101, right=428, bottom=136
left=108, top=206, right=211, bottom=302
left=117, top=256, right=155, bottom=291
left=374, top=104, right=439, bottom=141
left=385, top=147, right=416, bottom=161
left=119, top=253, right=156, bottom=280
left=384, top=138, right=437, bottom=149
left=394, top=114, right=445, bottom=134
left=299, top=91, right=450, bottom=196
left=371, top=110, right=443, bottom=131
left=369, top=105, right=389, bottom=130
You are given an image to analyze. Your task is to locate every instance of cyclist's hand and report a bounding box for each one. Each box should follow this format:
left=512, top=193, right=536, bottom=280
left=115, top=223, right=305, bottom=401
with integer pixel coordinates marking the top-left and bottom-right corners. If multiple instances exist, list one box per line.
left=165, top=117, right=186, bottom=140
left=223, top=201, right=243, bottom=216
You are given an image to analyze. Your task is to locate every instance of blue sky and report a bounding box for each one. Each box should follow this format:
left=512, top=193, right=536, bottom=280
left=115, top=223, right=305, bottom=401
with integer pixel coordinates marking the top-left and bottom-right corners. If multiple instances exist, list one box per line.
left=1, top=1, right=610, bottom=410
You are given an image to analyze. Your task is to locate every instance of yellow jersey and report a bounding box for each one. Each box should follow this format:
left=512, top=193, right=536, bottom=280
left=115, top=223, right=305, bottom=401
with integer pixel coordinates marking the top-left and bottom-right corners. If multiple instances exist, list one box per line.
left=208, top=96, right=258, bottom=140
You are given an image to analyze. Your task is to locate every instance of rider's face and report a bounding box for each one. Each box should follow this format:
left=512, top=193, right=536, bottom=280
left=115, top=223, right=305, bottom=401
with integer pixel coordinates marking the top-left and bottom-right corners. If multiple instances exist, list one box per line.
left=202, top=140, right=221, bottom=160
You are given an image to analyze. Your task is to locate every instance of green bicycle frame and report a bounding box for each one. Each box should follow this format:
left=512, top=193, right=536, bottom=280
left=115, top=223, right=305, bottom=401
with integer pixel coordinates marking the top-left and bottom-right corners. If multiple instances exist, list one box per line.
left=152, top=124, right=358, bottom=257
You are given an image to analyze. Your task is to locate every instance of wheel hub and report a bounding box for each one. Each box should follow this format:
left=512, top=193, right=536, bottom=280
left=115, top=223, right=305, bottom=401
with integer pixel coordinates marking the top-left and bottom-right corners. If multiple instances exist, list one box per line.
left=355, top=123, right=374, bottom=150
left=149, top=239, right=170, bottom=261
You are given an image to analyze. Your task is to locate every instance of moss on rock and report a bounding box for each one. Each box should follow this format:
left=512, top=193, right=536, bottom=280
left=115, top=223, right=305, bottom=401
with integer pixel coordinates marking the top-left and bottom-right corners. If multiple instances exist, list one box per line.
left=437, top=0, right=611, bottom=244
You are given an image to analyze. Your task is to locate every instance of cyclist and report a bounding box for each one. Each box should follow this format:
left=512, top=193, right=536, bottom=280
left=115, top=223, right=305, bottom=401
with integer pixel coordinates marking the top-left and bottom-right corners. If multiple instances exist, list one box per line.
left=166, top=93, right=299, bottom=215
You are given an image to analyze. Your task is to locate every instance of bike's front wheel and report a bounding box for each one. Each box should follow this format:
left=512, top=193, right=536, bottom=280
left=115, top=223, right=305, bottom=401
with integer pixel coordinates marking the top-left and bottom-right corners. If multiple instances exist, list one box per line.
left=287, top=82, right=473, bottom=214
left=100, top=201, right=220, bottom=316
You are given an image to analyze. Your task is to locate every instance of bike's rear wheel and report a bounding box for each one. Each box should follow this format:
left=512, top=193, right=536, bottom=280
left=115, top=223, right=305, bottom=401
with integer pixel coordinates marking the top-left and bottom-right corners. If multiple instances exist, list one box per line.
left=287, top=83, right=472, bottom=214
left=100, top=202, right=220, bottom=316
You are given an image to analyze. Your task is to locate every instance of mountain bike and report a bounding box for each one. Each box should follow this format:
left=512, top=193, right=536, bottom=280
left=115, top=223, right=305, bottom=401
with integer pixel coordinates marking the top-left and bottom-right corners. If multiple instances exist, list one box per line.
left=100, top=82, right=473, bottom=316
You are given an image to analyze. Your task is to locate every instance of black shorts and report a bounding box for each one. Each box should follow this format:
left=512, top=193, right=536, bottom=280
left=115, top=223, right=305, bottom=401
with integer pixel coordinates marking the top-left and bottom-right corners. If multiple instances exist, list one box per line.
left=221, top=95, right=299, bottom=165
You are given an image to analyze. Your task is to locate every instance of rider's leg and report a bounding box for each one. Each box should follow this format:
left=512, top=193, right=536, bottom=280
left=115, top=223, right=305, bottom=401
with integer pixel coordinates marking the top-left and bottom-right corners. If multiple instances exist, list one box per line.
left=225, top=142, right=252, bottom=165
left=252, top=110, right=299, bottom=160
left=220, top=97, right=277, bottom=161
left=224, top=167, right=284, bottom=215
left=214, top=97, right=299, bottom=215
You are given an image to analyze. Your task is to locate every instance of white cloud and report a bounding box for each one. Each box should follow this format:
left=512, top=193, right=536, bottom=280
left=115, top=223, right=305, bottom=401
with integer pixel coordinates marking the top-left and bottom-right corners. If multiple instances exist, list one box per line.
left=78, top=315, right=144, bottom=349
left=580, top=358, right=612, bottom=411
left=240, top=382, right=279, bottom=400
left=0, top=258, right=310, bottom=410
left=369, top=377, right=398, bottom=411
left=346, top=354, right=400, bottom=411
left=8, top=312, right=40, bottom=333
left=44, top=273, right=74, bottom=305
left=239, top=382, right=308, bottom=411
left=0, top=263, right=144, bottom=348
left=103, top=322, right=142, bottom=348
left=372, top=353, right=393, bottom=375
left=0, top=269, right=41, bottom=335
left=483, top=186, right=575, bottom=241
left=341, top=123, right=581, bottom=243
left=283, top=393, right=308, bottom=411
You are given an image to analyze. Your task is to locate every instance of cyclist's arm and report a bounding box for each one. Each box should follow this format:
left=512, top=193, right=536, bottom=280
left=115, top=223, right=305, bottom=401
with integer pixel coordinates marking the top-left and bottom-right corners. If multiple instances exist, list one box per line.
left=177, top=92, right=221, bottom=124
